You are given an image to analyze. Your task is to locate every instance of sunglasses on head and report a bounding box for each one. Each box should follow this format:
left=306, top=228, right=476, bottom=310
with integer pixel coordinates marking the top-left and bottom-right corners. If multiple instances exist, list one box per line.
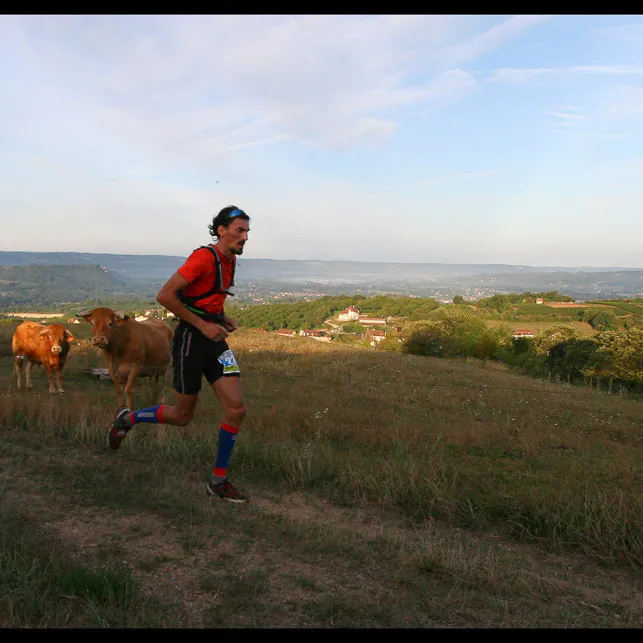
left=227, top=209, right=244, bottom=220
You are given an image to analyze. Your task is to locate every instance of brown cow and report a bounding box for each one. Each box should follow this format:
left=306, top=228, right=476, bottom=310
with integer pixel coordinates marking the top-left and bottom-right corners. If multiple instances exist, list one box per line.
left=77, top=307, right=173, bottom=409
left=12, top=321, right=76, bottom=394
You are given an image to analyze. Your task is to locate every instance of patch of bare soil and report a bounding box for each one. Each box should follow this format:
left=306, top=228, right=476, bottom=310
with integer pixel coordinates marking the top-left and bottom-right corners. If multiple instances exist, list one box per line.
left=2, top=480, right=217, bottom=626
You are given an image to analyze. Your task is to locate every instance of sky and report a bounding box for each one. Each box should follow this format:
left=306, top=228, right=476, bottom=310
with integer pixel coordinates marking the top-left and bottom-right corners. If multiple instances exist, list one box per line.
left=1, top=14, right=642, bottom=267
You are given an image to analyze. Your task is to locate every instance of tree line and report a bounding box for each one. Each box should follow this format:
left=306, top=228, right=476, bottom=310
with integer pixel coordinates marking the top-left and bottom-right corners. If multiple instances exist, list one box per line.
left=387, top=318, right=643, bottom=393
left=229, top=295, right=441, bottom=331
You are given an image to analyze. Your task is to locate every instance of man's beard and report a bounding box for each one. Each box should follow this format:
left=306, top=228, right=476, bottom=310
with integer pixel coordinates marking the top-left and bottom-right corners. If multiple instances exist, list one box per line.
left=231, top=244, right=245, bottom=256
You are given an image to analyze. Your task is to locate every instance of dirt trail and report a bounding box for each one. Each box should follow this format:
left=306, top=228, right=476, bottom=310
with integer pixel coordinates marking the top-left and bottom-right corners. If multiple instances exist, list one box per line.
left=3, top=463, right=643, bottom=627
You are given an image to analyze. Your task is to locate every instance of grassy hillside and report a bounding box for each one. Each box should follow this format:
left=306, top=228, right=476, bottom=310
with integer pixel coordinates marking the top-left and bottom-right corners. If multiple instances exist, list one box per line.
left=0, top=264, right=158, bottom=310
left=0, top=263, right=122, bottom=287
left=1, top=328, right=643, bottom=626
left=485, top=319, right=597, bottom=336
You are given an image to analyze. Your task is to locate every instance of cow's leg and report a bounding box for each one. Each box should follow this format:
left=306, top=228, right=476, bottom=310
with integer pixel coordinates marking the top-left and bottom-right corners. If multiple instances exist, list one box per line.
left=158, top=372, right=167, bottom=404
left=44, top=364, right=56, bottom=393
left=151, top=372, right=166, bottom=405
left=124, top=364, right=141, bottom=411
left=113, top=376, right=126, bottom=408
left=146, top=375, right=155, bottom=406
left=55, top=369, right=64, bottom=394
left=25, top=361, right=33, bottom=389
left=15, top=357, right=23, bottom=390
left=108, top=358, right=125, bottom=408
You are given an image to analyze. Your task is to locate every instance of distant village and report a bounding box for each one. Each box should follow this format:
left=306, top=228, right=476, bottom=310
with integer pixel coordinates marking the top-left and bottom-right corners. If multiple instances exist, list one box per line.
left=6, top=294, right=580, bottom=347
left=69, top=303, right=391, bottom=347
left=274, top=305, right=390, bottom=346
left=65, top=309, right=176, bottom=324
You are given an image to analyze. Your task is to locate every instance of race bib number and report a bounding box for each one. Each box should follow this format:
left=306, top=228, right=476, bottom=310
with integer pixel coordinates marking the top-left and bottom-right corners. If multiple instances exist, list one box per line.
left=218, top=349, right=240, bottom=375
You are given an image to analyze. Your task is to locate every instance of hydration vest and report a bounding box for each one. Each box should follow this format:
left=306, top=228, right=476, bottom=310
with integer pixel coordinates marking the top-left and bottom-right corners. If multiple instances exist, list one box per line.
left=177, top=245, right=235, bottom=323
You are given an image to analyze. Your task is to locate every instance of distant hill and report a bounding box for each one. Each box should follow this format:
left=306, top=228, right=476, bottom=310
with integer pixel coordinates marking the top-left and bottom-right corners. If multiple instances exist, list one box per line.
left=0, top=264, right=154, bottom=308
left=0, top=251, right=639, bottom=283
left=0, top=251, right=184, bottom=282
left=0, top=251, right=641, bottom=303
left=0, top=263, right=122, bottom=286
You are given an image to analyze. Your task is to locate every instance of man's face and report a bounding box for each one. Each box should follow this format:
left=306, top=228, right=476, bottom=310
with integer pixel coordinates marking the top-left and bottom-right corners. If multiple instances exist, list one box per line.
left=218, top=218, right=250, bottom=255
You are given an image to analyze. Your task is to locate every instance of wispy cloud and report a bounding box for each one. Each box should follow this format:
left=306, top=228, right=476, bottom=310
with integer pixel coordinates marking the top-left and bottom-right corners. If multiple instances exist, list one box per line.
left=136, top=37, right=153, bottom=51
left=372, top=170, right=497, bottom=194
left=227, top=135, right=292, bottom=152
left=546, top=111, right=584, bottom=119
left=490, top=65, right=643, bottom=83
left=4, top=15, right=642, bottom=264
left=0, top=15, right=546, bottom=160
left=545, top=110, right=586, bottom=128
left=596, top=22, right=643, bottom=47
left=438, top=15, right=553, bottom=66
left=605, top=85, right=643, bottom=116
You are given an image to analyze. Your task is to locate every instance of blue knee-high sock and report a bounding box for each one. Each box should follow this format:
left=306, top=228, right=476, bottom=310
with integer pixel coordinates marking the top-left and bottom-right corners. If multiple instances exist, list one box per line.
left=212, top=423, right=239, bottom=482
left=129, top=404, right=167, bottom=426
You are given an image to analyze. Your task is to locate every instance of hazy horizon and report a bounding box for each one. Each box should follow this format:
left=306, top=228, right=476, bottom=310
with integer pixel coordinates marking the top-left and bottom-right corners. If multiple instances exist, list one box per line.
left=0, top=248, right=641, bottom=271
left=2, top=15, right=642, bottom=266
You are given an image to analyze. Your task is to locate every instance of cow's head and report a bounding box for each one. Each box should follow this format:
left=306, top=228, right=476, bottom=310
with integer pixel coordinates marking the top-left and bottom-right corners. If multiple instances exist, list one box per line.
left=77, top=307, right=129, bottom=348
left=39, top=324, right=76, bottom=366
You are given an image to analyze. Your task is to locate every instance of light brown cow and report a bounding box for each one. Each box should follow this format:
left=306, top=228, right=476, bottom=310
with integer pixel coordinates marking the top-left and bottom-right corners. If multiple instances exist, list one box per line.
left=77, top=307, right=173, bottom=410
left=12, top=321, right=76, bottom=394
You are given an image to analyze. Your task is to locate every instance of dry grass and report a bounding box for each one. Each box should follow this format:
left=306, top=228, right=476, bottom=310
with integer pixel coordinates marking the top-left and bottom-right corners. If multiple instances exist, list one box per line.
left=1, top=327, right=643, bottom=627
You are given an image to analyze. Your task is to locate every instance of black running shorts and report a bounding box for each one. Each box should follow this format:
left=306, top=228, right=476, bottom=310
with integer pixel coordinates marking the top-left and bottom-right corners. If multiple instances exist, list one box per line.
left=171, top=321, right=241, bottom=395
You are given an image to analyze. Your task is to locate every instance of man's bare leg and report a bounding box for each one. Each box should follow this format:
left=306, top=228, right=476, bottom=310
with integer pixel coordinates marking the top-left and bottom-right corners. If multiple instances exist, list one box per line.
left=107, top=393, right=199, bottom=450
left=206, top=376, right=249, bottom=503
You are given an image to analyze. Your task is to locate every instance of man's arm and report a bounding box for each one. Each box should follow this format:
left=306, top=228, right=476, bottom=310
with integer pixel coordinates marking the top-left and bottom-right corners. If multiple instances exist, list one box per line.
left=156, top=272, right=230, bottom=342
left=222, top=313, right=239, bottom=332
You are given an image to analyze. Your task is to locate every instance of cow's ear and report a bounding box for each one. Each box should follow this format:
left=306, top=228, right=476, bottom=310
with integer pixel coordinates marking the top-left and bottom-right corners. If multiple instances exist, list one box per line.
left=111, top=311, right=129, bottom=325
left=65, top=330, right=76, bottom=343
left=76, top=312, right=91, bottom=321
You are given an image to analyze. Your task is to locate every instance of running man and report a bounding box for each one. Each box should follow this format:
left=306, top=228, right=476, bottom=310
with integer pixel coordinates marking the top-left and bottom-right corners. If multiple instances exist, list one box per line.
left=107, top=205, right=251, bottom=503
